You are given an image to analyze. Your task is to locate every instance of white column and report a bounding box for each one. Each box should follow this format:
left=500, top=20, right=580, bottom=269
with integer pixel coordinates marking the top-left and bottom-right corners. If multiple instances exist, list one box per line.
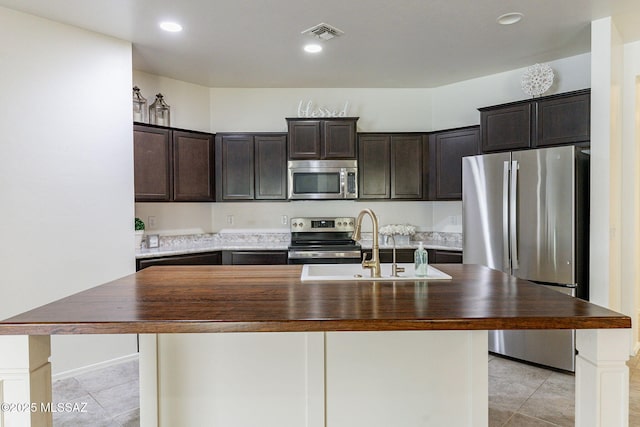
left=576, top=329, right=630, bottom=427
left=138, top=334, right=158, bottom=427
left=0, top=336, right=52, bottom=427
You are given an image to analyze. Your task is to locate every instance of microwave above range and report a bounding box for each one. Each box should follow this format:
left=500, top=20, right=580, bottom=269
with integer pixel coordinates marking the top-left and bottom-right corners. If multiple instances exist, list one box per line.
left=287, top=160, right=357, bottom=200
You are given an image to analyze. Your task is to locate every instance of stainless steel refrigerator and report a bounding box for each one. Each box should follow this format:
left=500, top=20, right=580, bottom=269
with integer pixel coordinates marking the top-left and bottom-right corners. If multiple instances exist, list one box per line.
left=462, top=145, right=589, bottom=372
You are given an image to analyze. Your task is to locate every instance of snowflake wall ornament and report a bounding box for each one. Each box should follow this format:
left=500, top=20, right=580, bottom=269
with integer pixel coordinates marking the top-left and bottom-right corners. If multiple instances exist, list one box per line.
left=521, top=63, right=554, bottom=98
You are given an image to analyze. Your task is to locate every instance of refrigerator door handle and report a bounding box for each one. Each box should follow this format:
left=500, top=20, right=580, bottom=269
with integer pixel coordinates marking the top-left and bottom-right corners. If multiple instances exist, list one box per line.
left=510, top=160, right=519, bottom=270
left=502, top=161, right=510, bottom=271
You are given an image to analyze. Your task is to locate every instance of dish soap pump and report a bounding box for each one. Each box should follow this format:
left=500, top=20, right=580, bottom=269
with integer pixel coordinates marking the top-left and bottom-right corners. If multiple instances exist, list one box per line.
left=414, top=242, right=428, bottom=277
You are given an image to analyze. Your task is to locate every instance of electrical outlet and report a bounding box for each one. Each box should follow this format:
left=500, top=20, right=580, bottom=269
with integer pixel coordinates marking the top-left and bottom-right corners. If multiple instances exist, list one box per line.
left=148, top=216, right=157, bottom=229
left=281, top=215, right=288, bottom=225
left=226, top=215, right=234, bottom=225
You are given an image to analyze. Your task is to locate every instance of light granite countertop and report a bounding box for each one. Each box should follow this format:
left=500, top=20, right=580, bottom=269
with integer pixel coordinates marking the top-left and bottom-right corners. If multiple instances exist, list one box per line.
left=359, top=240, right=463, bottom=252
left=136, top=230, right=290, bottom=259
left=136, top=241, right=291, bottom=259
left=135, top=230, right=462, bottom=259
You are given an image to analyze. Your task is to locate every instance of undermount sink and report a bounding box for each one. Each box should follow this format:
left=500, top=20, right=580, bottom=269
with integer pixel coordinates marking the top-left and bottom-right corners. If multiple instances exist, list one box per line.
left=300, top=263, right=452, bottom=282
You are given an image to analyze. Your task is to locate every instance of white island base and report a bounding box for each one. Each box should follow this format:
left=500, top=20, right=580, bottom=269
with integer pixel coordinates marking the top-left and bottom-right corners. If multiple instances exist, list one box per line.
left=0, top=329, right=629, bottom=427
left=137, top=329, right=631, bottom=427
left=140, top=330, right=486, bottom=427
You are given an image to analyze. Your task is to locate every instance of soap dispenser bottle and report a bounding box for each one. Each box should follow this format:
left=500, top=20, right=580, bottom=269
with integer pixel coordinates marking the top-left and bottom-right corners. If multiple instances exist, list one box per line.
left=414, top=242, right=428, bottom=277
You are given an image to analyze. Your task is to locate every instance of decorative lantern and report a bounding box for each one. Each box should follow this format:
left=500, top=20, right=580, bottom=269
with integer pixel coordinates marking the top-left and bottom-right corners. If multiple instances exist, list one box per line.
left=132, top=86, right=147, bottom=123
left=149, top=93, right=171, bottom=126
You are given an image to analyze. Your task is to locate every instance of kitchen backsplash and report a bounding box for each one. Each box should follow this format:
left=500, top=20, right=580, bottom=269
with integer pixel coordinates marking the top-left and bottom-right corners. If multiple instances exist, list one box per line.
left=145, top=230, right=288, bottom=248
left=414, top=231, right=462, bottom=243
left=135, top=200, right=463, bottom=236
left=144, top=230, right=461, bottom=249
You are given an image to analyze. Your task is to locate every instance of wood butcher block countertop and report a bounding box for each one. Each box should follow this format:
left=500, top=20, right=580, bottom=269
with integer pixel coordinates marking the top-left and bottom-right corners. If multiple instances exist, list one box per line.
left=0, top=264, right=630, bottom=335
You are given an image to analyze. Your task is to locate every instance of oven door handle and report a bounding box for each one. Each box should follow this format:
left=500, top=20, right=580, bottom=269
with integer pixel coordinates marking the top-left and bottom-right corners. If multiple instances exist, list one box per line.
left=288, top=250, right=361, bottom=259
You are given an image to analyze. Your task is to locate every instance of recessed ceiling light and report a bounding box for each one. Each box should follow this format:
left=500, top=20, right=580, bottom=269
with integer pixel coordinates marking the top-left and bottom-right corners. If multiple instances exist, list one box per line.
left=496, top=12, right=523, bottom=25
left=159, top=21, right=183, bottom=32
left=304, top=44, right=322, bottom=53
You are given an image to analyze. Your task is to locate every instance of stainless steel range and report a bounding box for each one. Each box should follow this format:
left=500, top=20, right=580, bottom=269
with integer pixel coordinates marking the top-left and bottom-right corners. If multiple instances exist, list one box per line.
left=287, top=217, right=361, bottom=264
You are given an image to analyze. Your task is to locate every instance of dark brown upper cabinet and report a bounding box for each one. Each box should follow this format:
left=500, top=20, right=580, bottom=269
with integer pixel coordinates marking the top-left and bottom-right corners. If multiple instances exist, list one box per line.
left=134, top=124, right=214, bottom=202
left=534, top=91, right=590, bottom=147
left=216, top=134, right=254, bottom=200
left=172, top=131, right=215, bottom=201
left=358, top=134, right=391, bottom=199
left=134, top=125, right=172, bottom=201
left=254, top=135, right=288, bottom=200
left=429, top=126, right=480, bottom=201
left=215, top=133, right=287, bottom=201
left=479, top=89, right=590, bottom=153
left=391, top=134, right=425, bottom=199
left=479, top=103, right=532, bottom=153
left=358, top=133, right=426, bottom=200
left=287, top=117, right=358, bottom=160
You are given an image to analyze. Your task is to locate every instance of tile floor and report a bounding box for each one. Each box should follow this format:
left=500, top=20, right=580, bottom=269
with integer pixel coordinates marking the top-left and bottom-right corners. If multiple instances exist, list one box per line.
left=52, top=359, right=139, bottom=427
left=489, top=351, right=640, bottom=427
left=52, top=352, right=640, bottom=426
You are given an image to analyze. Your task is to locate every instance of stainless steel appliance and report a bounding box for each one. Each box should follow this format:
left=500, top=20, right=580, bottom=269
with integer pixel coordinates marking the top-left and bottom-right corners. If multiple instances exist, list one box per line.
left=288, top=217, right=361, bottom=264
left=462, top=145, right=589, bottom=372
left=288, top=160, right=357, bottom=200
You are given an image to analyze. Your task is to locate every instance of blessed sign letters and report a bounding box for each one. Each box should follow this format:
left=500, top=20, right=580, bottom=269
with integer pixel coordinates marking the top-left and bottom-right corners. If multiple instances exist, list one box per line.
left=297, top=100, right=350, bottom=118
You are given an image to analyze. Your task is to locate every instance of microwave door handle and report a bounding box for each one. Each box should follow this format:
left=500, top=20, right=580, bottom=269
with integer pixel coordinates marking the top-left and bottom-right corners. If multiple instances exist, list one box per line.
left=340, top=169, right=346, bottom=198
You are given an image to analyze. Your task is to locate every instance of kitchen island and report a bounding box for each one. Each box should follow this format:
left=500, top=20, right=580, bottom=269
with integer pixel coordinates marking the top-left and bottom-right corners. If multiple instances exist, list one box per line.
left=0, top=264, right=631, bottom=426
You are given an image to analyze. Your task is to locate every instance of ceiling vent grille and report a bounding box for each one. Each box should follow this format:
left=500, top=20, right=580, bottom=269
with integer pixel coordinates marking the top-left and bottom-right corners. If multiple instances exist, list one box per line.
left=301, top=23, right=344, bottom=41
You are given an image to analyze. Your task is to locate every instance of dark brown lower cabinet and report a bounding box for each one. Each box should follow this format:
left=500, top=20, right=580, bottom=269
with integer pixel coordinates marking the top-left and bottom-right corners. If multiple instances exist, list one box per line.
left=137, top=249, right=460, bottom=271
left=222, top=250, right=288, bottom=265
left=136, top=251, right=222, bottom=271
left=362, top=249, right=462, bottom=264
left=430, top=250, right=463, bottom=264
left=362, top=249, right=414, bottom=263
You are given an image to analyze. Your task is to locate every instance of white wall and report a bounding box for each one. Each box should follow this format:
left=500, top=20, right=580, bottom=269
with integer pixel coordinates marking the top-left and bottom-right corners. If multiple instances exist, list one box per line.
left=621, top=40, right=640, bottom=350
left=136, top=57, right=590, bottom=236
left=208, top=201, right=435, bottom=232
left=0, top=7, right=137, bottom=374
left=133, top=70, right=211, bottom=132
left=590, top=18, right=624, bottom=310
left=210, top=88, right=433, bottom=132
left=431, top=54, right=591, bottom=129
left=135, top=201, right=465, bottom=234
left=136, top=202, right=215, bottom=235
